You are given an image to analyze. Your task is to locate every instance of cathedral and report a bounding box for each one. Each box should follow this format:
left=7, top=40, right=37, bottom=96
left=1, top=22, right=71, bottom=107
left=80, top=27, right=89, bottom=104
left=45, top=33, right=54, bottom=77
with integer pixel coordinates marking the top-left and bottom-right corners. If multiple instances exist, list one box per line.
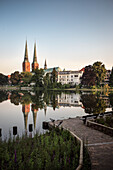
left=22, top=40, right=61, bottom=74
left=22, top=41, right=40, bottom=72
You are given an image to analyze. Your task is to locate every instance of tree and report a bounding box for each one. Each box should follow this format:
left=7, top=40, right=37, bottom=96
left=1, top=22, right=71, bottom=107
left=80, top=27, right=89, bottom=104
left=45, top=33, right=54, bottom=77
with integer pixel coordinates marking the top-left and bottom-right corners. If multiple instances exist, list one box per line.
left=81, top=65, right=96, bottom=87
left=31, top=69, right=44, bottom=87
left=43, top=73, right=50, bottom=88
left=10, top=71, right=21, bottom=85
left=21, top=72, right=32, bottom=85
left=51, top=68, right=58, bottom=83
left=0, top=73, right=8, bottom=85
left=109, top=67, right=113, bottom=87
left=93, top=61, right=106, bottom=86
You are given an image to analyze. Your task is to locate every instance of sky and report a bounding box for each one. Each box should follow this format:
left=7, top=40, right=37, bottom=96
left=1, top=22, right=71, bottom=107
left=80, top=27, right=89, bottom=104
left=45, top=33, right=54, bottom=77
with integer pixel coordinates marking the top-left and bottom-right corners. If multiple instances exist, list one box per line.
left=0, top=0, right=113, bottom=75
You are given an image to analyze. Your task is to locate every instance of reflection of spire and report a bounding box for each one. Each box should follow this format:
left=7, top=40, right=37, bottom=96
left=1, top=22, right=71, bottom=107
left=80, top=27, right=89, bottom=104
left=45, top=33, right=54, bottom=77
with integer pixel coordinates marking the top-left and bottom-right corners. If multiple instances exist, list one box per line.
left=31, top=104, right=38, bottom=129
left=22, top=104, right=30, bottom=131
left=44, top=103, right=47, bottom=116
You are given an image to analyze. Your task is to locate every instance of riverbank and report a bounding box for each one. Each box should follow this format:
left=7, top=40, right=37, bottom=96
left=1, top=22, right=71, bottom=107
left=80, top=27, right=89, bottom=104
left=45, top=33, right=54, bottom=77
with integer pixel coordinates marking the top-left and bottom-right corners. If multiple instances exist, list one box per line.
left=50, top=117, right=113, bottom=170
left=0, top=85, right=113, bottom=92
left=0, top=128, right=81, bottom=170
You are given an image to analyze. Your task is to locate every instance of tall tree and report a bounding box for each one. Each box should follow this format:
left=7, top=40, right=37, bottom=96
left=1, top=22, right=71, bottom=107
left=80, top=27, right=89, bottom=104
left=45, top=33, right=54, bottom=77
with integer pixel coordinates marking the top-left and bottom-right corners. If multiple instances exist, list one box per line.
left=51, top=68, right=58, bottom=83
left=31, top=69, right=44, bottom=87
left=109, top=67, right=113, bottom=87
left=93, top=61, right=106, bottom=86
left=81, top=65, right=96, bottom=87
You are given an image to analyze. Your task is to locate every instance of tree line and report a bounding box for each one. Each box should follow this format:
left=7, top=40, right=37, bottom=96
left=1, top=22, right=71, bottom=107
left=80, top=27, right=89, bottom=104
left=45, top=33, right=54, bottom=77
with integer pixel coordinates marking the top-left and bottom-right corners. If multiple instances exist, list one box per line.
left=1, top=61, right=113, bottom=88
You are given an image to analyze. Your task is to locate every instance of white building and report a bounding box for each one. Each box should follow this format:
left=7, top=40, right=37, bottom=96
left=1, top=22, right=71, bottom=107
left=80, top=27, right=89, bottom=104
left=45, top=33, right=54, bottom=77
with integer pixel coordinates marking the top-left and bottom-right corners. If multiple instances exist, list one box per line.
left=57, top=70, right=83, bottom=85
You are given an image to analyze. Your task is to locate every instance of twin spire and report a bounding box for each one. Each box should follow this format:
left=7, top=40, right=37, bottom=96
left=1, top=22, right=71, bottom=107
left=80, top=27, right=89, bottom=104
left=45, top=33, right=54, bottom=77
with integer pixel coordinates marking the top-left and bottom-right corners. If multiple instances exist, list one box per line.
left=23, top=40, right=39, bottom=72
left=23, top=40, right=47, bottom=72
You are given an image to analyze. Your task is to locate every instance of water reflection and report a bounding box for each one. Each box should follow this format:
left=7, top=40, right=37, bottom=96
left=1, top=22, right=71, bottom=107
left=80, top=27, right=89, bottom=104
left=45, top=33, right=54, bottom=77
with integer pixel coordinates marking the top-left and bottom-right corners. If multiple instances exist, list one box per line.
left=0, top=90, right=113, bottom=140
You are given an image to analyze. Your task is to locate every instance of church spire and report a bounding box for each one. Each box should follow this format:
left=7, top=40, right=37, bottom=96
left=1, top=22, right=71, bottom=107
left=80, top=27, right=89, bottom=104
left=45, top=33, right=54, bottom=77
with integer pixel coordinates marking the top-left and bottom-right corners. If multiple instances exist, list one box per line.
left=24, top=40, right=29, bottom=62
left=32, top=43, right=39, bottom=72
left=44, top=59, right=47, bottom=69
left=33, top=43, right=37, bottom=63
left=22, top=40, right=30, bottom=72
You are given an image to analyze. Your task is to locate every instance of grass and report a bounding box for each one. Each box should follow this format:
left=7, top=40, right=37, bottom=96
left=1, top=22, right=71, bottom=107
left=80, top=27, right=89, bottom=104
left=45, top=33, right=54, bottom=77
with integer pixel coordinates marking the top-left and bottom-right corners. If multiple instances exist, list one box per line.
left=0, top=127, right=81, bottom=170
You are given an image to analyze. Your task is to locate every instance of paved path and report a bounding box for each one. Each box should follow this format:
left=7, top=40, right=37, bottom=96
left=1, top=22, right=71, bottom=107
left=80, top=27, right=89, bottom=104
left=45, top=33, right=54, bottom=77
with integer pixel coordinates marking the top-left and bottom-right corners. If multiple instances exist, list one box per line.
left=51, top=118, right=113, bottom=170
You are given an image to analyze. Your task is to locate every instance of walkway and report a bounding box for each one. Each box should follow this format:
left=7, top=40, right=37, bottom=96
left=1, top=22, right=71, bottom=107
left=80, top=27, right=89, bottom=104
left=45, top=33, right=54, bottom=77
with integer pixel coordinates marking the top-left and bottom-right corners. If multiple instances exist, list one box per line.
left=51, top=118, right=113, bottom=170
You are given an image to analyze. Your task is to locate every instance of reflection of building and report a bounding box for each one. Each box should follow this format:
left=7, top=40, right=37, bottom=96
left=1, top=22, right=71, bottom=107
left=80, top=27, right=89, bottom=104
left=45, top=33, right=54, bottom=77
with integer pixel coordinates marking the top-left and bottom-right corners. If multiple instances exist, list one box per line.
left=22, top=104, right=30, bottom=130
left=57, top=70, right=83, bottom=85
left=44, top=103, right=47, bottom=116
left=104, top=70, right=111, bottom=84
left=31, top=104, right=38, bottom=129
left=58, top=93, right=82, bottom=107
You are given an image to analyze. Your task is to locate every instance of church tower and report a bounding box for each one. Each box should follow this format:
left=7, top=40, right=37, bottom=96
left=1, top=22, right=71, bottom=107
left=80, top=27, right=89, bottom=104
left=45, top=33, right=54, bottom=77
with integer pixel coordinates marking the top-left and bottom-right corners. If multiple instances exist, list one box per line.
left=32, top=43, right=39, bottom=72
left=44, top=59, right=47, bottom=70
left=22, top=40, right=30, bottom=72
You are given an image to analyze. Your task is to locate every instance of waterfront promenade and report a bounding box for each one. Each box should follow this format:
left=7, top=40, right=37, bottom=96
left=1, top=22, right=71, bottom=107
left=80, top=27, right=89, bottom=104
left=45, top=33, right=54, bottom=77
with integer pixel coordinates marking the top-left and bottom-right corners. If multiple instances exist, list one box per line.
left=51, top=118, right=113, bottom=170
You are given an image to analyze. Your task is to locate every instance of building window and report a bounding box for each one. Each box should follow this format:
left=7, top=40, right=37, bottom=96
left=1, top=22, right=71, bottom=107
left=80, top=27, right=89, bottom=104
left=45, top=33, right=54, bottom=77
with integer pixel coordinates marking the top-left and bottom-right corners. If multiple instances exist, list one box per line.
left=71, top=75, right=73, bottom=78
left=74, top=75, right=78, bottom=77
left=71, top=79, right=73, bottom=81
left=67, top=79, right=69, bottom=81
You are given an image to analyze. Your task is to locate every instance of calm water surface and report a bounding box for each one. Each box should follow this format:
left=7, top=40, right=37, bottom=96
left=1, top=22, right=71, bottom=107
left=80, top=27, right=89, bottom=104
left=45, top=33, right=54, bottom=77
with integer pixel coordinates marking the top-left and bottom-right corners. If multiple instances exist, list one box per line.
left=0, top=90, right=112, bottom=140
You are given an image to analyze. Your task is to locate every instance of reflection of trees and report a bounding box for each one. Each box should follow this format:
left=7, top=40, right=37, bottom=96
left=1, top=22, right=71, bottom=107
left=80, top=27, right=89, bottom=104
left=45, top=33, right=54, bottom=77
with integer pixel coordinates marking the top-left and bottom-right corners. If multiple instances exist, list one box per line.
left=0, top=91, right=8, bottom=103
left=80, top=94, right=106, bottom=114
left=21, top=93, right=32, bottom=105
left=10, top=92, right=21, bottom=105
left=109, top=93, right=113, bottom=110
left=31, top=91, right=44, bottom=109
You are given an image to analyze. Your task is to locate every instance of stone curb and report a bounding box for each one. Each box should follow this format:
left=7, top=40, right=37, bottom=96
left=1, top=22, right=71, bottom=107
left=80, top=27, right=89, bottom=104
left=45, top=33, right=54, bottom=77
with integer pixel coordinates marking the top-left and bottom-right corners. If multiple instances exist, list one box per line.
left=87, top=120, right=113, bottom=136
left=48, top=122, right=83, bottom=170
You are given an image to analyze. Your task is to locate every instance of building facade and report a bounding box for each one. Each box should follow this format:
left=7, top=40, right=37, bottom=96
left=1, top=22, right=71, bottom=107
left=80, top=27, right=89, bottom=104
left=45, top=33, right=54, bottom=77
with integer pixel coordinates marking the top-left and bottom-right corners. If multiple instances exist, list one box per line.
left=57, top=70, right=83, bottom=85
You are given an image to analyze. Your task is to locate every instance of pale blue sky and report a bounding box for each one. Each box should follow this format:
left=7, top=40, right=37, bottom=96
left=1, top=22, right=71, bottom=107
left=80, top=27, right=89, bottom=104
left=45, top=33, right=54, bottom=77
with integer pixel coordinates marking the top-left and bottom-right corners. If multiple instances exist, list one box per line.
left=0, top=0, right=113, bottom=75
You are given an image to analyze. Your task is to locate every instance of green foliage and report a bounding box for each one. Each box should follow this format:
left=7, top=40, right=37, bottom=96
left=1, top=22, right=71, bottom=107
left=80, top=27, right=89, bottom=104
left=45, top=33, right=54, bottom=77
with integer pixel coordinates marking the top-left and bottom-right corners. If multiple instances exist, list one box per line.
left=93, top=61, right=106, bottom=86
left=10, top=71, right=22, bottom=85
left=21, top=72, right=32, bottom=85
left=51, top=68, right=58, bottom=83
left=81, top=65, right=96, bottom=87
left=96, top=115, right=113, bottom=128
left=0, top=128, right=81, bottom=170
left=0, top=73, right=8, bottom=85
left=31, top=69, right=44, bottom=87
left=109, top=67, right=113, bottom=87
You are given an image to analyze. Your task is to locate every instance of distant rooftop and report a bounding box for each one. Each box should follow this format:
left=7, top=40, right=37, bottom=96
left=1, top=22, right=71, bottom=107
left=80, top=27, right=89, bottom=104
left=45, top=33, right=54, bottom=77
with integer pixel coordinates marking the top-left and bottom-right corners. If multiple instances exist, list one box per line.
left=58, top=70, right=83, bottom=75
left=44, top=67, right=61, bottom=73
